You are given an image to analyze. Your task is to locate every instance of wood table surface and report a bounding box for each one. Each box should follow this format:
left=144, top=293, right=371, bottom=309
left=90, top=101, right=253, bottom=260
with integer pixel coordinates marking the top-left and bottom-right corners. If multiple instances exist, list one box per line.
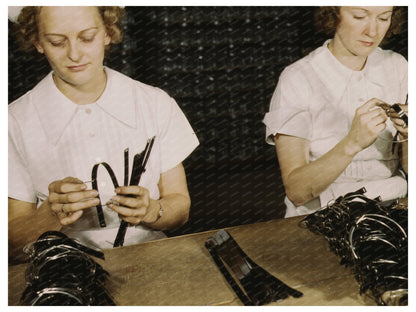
left=8, top=216, right=375, bottom=306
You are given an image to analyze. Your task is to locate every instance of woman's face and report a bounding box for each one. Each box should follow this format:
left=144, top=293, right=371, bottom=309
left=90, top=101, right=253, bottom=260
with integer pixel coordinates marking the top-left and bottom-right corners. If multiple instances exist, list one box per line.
left=334, top=6, right=393, bottom=58
left=34, top=6, right=110, bottom=89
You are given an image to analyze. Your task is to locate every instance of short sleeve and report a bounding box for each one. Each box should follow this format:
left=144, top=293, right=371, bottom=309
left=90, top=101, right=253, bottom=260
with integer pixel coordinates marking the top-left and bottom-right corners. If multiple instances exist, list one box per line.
left=394, top=53, right=408, bottom=102
left=156, top=94, right=199, bottom=173
left=8, top=113, right=37, bottom=203
left=263, top=66, right=312, bottom=145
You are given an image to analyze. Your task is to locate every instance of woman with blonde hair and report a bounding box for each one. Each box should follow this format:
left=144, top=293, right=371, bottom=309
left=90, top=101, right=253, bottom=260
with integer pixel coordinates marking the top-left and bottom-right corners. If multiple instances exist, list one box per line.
left=8, top=6, right=199, bottom=261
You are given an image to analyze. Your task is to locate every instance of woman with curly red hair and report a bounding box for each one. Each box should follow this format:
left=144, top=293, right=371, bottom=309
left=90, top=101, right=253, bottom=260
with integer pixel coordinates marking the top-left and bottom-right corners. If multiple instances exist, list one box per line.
left=263, top=6, right=408, bottom=217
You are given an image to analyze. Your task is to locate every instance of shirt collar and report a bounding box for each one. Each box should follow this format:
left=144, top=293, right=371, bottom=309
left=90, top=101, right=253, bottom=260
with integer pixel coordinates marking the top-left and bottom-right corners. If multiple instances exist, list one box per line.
left=310, top=39, right=386, bottom=101
left=34, top=67, right=137, bottom=145
left=95, top=67, right=137, bottom=129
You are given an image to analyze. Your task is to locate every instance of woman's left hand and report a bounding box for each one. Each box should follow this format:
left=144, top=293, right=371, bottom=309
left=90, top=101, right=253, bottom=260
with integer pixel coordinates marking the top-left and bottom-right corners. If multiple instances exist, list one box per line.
left=390, top=104, right=408, bottom=139
left=106, top=186, right=161, bottom=225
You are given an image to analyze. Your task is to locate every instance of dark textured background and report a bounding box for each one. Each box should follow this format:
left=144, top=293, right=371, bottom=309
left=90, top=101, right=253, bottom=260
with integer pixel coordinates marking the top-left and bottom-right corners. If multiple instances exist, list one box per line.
left=8, top=6, right=408, bottom=236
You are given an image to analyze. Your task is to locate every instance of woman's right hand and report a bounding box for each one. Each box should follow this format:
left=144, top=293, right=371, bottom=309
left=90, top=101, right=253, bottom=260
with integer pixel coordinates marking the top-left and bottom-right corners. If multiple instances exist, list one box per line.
left=48, top=177, right=100, bottom=225
left=345, top=98, right=388, bottom=154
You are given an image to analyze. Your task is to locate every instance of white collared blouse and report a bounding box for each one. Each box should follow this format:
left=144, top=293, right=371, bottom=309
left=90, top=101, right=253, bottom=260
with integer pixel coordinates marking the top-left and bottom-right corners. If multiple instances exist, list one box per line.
left=9, top=67, right=199, bottom=248
left=263, top=40, right=408, bottom=216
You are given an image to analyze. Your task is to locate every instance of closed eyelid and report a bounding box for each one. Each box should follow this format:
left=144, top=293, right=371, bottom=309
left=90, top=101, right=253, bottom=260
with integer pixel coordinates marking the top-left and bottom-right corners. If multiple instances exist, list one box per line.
left=44, top=34, right=66, bottom=41
left=350, top=8, right=368, bottom=14
left=43, top=27, right=99, bottom=39
left=378, top=13, right=392, bottom=19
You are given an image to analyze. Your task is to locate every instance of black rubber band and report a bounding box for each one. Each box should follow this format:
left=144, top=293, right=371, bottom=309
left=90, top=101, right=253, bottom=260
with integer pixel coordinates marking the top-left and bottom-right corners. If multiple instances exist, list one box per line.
left=92, top=162, right=120, bottom=227
left=113, top=136, right=156, bottom=248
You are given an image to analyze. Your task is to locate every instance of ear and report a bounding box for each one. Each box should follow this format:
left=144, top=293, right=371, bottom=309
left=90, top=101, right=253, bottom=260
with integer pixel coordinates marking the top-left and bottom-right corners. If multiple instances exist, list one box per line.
left=34, top=41, right=45, bottom=54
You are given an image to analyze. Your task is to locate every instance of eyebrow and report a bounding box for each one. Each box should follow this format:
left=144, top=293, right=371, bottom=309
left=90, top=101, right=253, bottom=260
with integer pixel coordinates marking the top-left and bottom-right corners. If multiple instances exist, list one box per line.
left=350, top=8, right=393, bottom=15
left=43, top=27, right=99, bottom=37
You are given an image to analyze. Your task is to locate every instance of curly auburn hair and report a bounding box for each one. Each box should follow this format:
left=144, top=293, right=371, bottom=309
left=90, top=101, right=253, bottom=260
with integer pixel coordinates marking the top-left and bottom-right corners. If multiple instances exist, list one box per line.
left=14, top=6, right=125, bottom=52
left=314, top=6, right=404, bottom=39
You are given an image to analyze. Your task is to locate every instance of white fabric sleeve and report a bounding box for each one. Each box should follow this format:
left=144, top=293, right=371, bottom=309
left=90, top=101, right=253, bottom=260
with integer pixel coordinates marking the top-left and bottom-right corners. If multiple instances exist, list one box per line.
left=156, top=93, right=199, bottom=173
left=8, top=114, right=37, bottom=203
left=395, top=53, right=408, bottom=102
left=263, top=66, right=312, bottom=145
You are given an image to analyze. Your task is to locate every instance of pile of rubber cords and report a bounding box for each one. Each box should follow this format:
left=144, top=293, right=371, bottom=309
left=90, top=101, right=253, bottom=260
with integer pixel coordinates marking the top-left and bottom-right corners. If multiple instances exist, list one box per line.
left=20, top=231, right=115, bottom=306
left=301, top=188, right=407, bottom=306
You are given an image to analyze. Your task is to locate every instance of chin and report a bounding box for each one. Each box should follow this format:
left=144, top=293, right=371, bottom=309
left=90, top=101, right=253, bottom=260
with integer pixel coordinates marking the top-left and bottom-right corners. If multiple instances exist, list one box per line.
left=353, top=47, right=376, bottom=58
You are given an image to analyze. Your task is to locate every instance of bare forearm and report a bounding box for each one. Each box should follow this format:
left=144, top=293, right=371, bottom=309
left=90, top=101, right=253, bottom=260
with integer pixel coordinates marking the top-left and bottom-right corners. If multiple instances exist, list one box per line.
left=144, top=194, right=190, bottom=230
left=400, top=141, right=408, bottom=174
left=284, top=137, right=359, bottom=206
left=9, top=200, right=61, bottom=261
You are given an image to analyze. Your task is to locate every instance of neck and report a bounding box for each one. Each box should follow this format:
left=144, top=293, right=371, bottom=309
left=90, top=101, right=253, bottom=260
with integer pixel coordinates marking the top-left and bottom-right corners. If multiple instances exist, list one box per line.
left=53, top=69, right=107, bottom=105
left=327, top=40, right=367, bottom=71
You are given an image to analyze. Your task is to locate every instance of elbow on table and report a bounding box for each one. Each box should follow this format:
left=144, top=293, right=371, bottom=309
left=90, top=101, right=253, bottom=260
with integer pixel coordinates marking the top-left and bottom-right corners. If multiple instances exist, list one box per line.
left=285, top=187, right=317, bottom=208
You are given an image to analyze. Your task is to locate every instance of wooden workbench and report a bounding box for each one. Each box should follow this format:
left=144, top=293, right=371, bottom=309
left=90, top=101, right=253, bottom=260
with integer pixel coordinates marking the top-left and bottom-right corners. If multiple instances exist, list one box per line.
left=8, top=216, right=375, bottom=306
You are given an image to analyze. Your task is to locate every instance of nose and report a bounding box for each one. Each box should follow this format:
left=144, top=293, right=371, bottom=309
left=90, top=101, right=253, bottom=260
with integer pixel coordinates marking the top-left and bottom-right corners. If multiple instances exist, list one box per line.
left=365, top=18, right=378, bottom=38
left=67, top=40, right=82, bottom=62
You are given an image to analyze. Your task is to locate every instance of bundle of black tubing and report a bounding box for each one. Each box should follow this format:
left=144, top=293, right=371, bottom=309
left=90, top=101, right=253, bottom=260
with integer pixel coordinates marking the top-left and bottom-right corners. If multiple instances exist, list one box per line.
left=300, top=187, right=408, bottom=306
left=20, top=231, right=115, bottom=306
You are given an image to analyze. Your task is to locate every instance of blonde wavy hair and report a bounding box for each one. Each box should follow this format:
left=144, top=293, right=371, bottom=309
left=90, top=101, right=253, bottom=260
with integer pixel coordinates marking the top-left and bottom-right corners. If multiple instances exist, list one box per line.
left=14, top=6, right=125, bottom=52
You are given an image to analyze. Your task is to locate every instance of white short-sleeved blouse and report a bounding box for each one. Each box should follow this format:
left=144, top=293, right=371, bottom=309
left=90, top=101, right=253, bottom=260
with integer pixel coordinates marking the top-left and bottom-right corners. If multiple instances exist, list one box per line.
left=9, top=67, right=199, bottom=248
left=263, top=40, right=408, bottom=217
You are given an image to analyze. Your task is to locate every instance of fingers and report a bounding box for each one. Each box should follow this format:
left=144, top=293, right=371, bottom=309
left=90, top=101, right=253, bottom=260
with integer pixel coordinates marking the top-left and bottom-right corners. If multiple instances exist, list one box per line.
left=48, top=177, right=100, bottom=225
left=49, top=189, right=99, bottom=204
left=50, top=195, right=100, bottom=214
left=374, top=101, right=408, bottom=137
left=357, top=99, right=387, bottom=122
left=106, top=200, right=147, bottom=224
left=114, top=186, right=149, bottom=197
left=392, top=118, right=408, bottom=138
left=358, top=98, right=385, bottom=113
left=106, top=186, right=150, bottom=224
left=367, top=109, right=388, bottom=127
left=48, top=177, right=87, bottom=194
left=376, top=102, right=408, bottom=124
left=112, top=186, right=150, bottom=208
left=391, top=117, right=407, bottom=128
left=355, top=104, right=387, bottom=131
left=109, top=203, right=147, bottom=219
left=60, top=210, right=84, bottom=226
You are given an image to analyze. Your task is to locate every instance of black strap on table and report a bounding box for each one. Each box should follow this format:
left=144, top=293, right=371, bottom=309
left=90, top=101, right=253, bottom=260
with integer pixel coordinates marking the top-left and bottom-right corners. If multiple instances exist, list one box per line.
left=113, top=136, right=156, bottom=248
left=91, top=162, right=120, bottom=227
left=205, top=229, right=303, bottom=306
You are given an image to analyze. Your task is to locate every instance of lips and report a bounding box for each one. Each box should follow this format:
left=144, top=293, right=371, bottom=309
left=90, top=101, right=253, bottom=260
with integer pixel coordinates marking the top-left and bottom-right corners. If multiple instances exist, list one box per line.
left=68, top=64, right=88, bottom=72
left=359, top=41, right=374, bottom=47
